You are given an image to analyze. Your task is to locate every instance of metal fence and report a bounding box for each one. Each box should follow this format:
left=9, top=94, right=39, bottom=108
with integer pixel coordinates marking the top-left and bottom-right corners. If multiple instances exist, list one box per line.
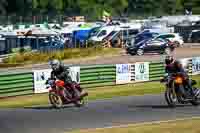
left=80, top=65, right=116, bottom=88
left=0, top=15, right=73, bottom=25
left=149, top=62, right=165, bottom=81
left=0, top=72, right=33, bottom=98
left=0, top=57, right=198, bottom=98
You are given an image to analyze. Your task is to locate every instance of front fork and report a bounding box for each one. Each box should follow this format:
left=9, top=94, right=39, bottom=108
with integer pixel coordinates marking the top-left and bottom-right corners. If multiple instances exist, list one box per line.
left=171, top=82, right=177, bottom=99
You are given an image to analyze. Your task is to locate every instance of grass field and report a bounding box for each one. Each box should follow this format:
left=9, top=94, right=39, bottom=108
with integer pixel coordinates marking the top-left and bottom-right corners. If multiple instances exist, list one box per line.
left=0, top=75, right=200, bottom=108
left=69, top=118, right=200, bottom=133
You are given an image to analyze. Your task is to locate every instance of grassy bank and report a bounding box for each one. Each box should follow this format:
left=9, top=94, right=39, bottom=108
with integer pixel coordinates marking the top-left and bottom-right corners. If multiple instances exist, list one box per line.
left=0, top=81, right=163, bottom=108
left=69, top=118, right=200, bottom=133
left=0, top=75, right=200, bottom=108
left=1, top=47, right=121, bottom=67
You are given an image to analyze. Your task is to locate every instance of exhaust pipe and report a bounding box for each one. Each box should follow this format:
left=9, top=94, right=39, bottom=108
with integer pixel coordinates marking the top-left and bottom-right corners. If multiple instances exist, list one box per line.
left=67, top=92, right=88, bottom=103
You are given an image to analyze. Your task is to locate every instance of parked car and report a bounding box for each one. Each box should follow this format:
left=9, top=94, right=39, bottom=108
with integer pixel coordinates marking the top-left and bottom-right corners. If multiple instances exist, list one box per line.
left=126, top=38, right=175, bottom=56
left=132, top=32, right=159, bottom=45
left=188, top=30, right=200, bottom=43
left=153, top=33, right=184, bottom=47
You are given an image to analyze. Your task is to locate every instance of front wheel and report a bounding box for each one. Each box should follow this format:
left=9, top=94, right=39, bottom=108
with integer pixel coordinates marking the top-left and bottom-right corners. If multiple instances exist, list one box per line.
left=49, top=92, right=63, bottom=108
left=165, top=87, right=177, bottom=108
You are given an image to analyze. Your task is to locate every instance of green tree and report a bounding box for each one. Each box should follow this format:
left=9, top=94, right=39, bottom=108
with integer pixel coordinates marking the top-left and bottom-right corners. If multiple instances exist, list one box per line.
left=0, top=0, right=7, bottom=15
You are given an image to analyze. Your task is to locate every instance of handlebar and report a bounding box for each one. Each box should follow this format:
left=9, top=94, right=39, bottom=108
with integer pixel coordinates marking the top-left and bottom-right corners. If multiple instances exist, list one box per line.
left=160, top=72, right=185, bottom=83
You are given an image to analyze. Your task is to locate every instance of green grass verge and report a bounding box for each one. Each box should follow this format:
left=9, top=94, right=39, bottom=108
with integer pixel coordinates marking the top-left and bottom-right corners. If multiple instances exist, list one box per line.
left=69, top=118, right=200, bottom=133
left=0, top=75, right=200, bottom=108
left=1, top=47, right=121, bottom=68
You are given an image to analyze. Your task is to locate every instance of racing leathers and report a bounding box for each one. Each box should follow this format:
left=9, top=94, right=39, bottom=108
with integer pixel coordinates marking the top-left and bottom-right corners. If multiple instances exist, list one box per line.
left=50, top=64, right=78, bottom=98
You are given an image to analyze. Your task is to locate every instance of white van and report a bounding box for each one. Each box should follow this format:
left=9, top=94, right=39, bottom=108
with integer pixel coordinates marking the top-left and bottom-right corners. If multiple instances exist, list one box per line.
left=89, top=25, right=120, bottom=42
left=89, top=23, right=141, bottom=42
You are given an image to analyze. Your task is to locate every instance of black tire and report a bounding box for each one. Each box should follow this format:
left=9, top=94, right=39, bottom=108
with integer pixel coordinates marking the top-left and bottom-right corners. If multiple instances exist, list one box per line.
left=49, top=92, right=63, bottom=108
left=75, top=99, right=85, bottom=107
left=129, top=51, right=136, bottom=56
left=130, top=53, right=136, bottom=56
left=190, top=100, right=199, bottom=106
left=165, top=87, right=177, bottom=108
left=136, top=49, right=144, bottom=56
left=73, top=88, right=85, bottom=107
left=190, top=95, right=199, bottom=106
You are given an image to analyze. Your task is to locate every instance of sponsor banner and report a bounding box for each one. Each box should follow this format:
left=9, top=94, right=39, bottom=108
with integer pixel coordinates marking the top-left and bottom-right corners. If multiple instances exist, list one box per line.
left=33, top=69, right=52, bottom=94
left=116, top=64, right=132, bottom=84
left=135, top=62, right=149, bottom=82
left=33, top=66, right=80, bottom=93
left=192, top=57, right=200, bottom=75
left=69, top=66, right=80, bottom=83
left=178, top=58, right=192, bottom=73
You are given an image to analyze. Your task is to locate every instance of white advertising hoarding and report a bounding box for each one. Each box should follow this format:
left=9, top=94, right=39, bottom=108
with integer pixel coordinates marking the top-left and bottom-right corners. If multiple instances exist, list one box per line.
left=116, top=64, right=132, bottom=84
left=178, top=58, right=191, bottom=73
left=69, top=66, right=80, bottom=83
left=192, top=57, right=200, bottom=75
left=135, top=62, right=149, bottom=82
left=33, top=69, right=52, bottom=93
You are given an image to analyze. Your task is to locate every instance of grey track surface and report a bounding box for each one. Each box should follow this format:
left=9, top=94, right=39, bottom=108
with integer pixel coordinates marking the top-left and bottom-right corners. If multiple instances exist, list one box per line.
left=1, top=47, right=200, bottom=73
left=1, top=94, right=200, bottom=133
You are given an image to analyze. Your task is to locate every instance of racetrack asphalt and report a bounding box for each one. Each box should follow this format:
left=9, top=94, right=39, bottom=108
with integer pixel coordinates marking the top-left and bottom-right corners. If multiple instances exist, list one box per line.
left=1, top=94, right=200, bottom=133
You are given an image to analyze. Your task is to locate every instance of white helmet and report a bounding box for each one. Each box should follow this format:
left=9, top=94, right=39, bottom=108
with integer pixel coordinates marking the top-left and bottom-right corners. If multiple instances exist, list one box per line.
left=49, top=59, right=60, bottom=71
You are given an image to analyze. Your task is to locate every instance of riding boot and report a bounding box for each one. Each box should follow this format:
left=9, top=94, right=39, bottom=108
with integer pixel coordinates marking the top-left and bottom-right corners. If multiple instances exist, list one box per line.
left=71, top=83, right=77, bottom=98
left=63, top=88, right=71, bottom=100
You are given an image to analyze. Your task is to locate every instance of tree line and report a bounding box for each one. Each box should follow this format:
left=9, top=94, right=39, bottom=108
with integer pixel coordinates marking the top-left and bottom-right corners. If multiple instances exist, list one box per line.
left=0, top=0, right=200, bottom=19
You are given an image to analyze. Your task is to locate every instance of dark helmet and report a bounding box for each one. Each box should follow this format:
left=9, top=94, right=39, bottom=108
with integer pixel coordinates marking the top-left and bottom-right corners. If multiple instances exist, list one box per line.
left=173, top=60, right=182, bottom=69
left=165, top=55, right=174, bottom=65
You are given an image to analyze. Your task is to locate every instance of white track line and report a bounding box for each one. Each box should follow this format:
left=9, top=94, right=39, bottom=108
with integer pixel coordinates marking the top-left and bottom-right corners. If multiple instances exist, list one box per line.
left=80, top=117, right=200, bottom=132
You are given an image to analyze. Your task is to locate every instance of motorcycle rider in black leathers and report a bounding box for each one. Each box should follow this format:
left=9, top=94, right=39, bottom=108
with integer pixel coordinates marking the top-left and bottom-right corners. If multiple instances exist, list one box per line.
left=164, top=56, right=199, bottom=98
left=49, top=59, right=79, bottom=98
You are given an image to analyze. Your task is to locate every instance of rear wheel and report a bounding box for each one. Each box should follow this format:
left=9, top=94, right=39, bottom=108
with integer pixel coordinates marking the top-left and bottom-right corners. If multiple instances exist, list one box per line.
left=49, top=92, right=63, bottom=108
left=190, top=90, right=199, bottom=106
left=190, top=99, right=199, bottom=106
left=73, top=88, right=85, bottom=107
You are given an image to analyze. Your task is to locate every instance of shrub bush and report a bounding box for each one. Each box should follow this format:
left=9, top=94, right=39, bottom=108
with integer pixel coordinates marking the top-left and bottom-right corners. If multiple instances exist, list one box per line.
left=2, top=47, right=121, bottom=66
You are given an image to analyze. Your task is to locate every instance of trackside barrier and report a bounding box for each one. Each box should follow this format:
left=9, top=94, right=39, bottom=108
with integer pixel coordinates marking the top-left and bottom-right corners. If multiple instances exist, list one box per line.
left=149, top=62, right=165, bottom=81
left=0, top=56, right=200, bottom=98
left=0, top=72, right=34, bottom=98
left=80, top=64, right=116, bottom=88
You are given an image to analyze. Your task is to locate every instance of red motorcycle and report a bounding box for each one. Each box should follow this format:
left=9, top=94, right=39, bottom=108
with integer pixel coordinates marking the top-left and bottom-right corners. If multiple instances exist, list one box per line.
left=46, top=79, right=88, bottom=108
